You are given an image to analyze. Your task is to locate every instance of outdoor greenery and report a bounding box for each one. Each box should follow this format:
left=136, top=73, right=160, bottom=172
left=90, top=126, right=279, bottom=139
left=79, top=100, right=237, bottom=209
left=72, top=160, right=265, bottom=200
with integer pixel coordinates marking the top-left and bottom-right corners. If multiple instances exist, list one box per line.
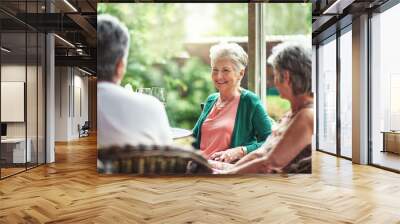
left=98, top=4, right=213, bottom=129
left=98, top=3, right=311, bottom=129
left=266, top=96, right=291, bottom=121
left=265, top=3, right=312, bottom=35
left=210, top=4, right=248, bottom=37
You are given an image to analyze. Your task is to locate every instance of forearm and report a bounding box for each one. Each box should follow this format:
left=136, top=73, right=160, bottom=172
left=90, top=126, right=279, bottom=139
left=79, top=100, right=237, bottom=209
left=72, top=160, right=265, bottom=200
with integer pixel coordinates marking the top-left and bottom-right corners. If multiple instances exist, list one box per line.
left=231, top=148, right=283, bottom=174
left=231, top=156, right=272, bottom=174
left=245, top=141, right=265, bottom=154
left=234, top=150, right=264, bottom=167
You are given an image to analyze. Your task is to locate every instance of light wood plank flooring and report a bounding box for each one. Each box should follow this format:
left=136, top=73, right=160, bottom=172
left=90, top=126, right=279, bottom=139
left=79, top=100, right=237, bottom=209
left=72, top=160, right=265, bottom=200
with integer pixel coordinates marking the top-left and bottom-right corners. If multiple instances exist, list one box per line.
left=372, top=150, right=400, bottom=171
left=0, top=135, right=399, bottom=223
left=1, top=167, right=26, bottom=178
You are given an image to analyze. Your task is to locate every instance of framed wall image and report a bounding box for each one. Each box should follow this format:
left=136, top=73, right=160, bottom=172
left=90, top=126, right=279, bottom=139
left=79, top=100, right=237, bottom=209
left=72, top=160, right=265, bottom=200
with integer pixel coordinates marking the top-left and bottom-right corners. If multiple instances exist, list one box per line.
left=1, top=81, right=25, bottom=122
left=97, top=3, right=313, bottom=175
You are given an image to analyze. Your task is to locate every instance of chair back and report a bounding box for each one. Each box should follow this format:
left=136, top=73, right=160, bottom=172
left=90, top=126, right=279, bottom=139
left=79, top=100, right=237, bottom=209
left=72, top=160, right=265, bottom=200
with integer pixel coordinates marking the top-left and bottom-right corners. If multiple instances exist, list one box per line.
left=98, top=144, right=212, bottom=175
left=281, top=144, right=312, bottom=173
left=283, top=156, right=311, bottom=173
left=82, top=121, right=90, bottom=129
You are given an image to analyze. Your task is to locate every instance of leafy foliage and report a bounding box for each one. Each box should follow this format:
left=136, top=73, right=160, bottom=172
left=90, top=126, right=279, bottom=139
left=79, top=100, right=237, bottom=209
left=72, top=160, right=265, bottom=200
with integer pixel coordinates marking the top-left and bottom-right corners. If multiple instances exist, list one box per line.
left=265, top=3, right=312, bottom=35
left=162, top=58, right=214, bottom=129
left=210, top=4, right=248, bottom=37
left=98, top=3, right=311, bottom=128
left=208, top=3, right=312, bottom=36
left=98, top=3, right=214, bottom=129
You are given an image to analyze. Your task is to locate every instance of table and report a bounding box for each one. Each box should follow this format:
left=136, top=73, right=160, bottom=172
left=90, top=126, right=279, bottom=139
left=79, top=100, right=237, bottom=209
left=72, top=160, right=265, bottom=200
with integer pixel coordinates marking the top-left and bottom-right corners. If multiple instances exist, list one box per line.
left=171, top=127, right=192, bottom=140
left=381, top=131, right=400, bottom=154
left=1, top=138, right=31, bottom=163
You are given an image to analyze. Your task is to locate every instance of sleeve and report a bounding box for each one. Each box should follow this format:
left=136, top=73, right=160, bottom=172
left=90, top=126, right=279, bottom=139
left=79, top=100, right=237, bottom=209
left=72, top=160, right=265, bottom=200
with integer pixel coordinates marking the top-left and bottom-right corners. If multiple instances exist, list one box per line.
left=191, top=117, right=202, bottom=149
left=244, top=102, right=272, bottom=153
left=192, top=96, right=213, bottom=149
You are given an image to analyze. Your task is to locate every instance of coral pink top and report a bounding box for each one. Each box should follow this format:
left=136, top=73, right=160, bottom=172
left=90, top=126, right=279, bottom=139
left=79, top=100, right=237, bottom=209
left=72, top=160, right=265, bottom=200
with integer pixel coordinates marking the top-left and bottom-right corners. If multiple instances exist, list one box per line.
left=200, top=95, right=240, bottom=158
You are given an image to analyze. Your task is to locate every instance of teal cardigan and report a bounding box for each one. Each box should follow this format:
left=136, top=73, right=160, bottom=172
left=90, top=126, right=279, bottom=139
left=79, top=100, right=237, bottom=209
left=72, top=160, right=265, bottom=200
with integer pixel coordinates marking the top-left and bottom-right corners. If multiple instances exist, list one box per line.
left=192, top=89, right=272, bottom=153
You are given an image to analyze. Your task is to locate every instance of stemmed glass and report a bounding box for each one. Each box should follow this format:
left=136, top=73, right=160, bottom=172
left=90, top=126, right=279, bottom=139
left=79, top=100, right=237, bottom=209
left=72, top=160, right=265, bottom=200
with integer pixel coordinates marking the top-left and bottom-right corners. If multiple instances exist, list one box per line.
left=151, top=87, right=166, bottom=106
left=136, top=88, right=152, bottom=95
left=124, top=83, right=134, bottom=93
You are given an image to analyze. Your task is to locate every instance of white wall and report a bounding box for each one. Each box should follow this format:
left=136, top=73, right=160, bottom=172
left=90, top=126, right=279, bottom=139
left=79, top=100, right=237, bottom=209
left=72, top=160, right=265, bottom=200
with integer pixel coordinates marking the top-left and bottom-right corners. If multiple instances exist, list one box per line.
left=1, top=65, right=40, bottom=138
left=55, top=66, right=69, bottom=141
left=70, top=72, right=89, bottom=138
left=1, top=64, right=46, bottom=164
left=1, top=65, right=26, bottom=142
left=55, top=67, right=89, bottom=141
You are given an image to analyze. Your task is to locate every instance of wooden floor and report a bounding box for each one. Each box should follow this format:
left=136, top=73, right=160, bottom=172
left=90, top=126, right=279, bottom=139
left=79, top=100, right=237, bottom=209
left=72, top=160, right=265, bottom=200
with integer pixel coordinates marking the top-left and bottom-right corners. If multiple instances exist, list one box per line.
left=372, top=150, right=400, bottom=171
left=1, top=167, right=26, bottom=178
left=1, top=135, right=400, bottom=223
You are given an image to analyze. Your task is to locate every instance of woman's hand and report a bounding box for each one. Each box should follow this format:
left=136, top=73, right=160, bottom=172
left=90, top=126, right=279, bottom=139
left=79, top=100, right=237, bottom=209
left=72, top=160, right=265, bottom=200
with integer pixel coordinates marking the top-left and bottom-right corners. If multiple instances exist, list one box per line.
left=208, top=160, right=237, bottom=174
left=208, top=159, right=235, bottom=170
left=213, top=168, right=234, bottom=174
left=210, top=147, right=245, bottom=163
left=212, top=166, right=239, bottom=174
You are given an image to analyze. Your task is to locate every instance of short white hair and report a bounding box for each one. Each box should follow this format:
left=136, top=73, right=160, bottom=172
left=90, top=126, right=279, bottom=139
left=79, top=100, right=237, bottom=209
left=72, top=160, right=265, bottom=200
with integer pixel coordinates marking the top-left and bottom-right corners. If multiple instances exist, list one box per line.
left=209, top=42, right=248, bottom=72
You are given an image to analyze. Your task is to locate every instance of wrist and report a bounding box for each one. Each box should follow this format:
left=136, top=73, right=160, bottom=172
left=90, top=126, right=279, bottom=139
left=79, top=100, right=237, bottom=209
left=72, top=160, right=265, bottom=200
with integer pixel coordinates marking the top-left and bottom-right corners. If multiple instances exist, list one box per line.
left=240, top=146, right=247, bottom=156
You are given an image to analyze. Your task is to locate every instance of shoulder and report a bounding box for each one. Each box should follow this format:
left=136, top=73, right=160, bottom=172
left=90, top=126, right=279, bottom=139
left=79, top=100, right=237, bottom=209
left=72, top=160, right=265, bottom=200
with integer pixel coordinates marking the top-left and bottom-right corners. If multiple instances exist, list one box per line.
left=134, top=93, right=164, bottom=111
left=130, top=94, right=167, bottom=121
left=99, top=82, right=164, bottom=112
left=296, top=107, right=313, bottom=120
left=240, top=89, right=262, bottom=106
left=98, top=82, right=132, bottom=100
left=204, top=92, right=219, bottom=104
left=206, top=92, right=219, bottom=101
left=293, top=108, right=314, bottom=128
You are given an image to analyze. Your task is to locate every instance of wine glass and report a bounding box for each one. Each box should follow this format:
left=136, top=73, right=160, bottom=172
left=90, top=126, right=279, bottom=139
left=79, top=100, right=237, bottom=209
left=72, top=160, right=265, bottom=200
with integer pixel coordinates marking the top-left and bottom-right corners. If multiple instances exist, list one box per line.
left=151, top=87, right=166, bottom=106
left=136, top=88, right=152, bottom=95
left=124, top=83, right=134, bottom=93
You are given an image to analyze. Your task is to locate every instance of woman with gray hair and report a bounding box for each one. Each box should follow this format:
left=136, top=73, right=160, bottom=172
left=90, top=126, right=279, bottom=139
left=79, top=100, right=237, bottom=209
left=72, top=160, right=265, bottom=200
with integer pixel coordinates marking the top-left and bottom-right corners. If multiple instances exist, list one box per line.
left=192, top=42, right=273, bottom=162
left=211, top=42, right=313, bottom=174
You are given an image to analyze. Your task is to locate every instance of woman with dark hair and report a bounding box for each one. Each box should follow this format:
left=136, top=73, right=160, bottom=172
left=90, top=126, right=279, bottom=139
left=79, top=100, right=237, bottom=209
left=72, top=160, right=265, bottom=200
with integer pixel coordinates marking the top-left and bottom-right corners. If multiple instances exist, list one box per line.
left=212, top=42, right=313, bottom=174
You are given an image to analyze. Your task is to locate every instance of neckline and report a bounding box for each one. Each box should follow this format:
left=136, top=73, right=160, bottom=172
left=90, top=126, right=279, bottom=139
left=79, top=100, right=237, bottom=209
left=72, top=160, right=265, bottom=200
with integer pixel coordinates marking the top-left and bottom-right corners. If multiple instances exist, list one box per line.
left=215, top=99, right=232, bottom=111
left=291, top=101, right=313, bottom=117
left=216, top=94, right=239, bottom=109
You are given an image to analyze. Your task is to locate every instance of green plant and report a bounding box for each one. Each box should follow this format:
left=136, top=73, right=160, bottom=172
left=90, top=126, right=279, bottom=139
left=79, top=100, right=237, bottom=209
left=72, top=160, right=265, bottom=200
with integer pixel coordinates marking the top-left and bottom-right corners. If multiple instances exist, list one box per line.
left=98, top=3, right=310, bottom=129
left=266, top=95, right=291, bottom=121
left=162, top=58, right=214, bottom=129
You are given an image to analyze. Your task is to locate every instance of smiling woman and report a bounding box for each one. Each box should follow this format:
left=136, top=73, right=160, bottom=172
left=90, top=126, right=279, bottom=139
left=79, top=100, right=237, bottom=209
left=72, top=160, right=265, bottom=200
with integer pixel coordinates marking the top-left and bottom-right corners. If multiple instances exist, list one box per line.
left=192, top=42, right=273, bottom=162
left=97, top=2, right=312, bottom=175
left=97, top=3, right=249, bottom=130
left=211, top=43, right=313, bottom=174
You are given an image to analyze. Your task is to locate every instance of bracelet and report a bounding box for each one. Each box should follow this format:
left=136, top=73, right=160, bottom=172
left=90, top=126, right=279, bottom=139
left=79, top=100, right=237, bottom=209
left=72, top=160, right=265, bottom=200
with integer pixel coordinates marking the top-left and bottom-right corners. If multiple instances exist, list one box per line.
left=241, top=146, right=247, bottom=155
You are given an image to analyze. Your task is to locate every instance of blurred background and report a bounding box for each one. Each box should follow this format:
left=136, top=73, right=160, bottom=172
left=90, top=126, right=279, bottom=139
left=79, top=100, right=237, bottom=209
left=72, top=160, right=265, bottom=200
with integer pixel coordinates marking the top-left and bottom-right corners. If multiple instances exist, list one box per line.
left=98, top=3, right=311, bottom=129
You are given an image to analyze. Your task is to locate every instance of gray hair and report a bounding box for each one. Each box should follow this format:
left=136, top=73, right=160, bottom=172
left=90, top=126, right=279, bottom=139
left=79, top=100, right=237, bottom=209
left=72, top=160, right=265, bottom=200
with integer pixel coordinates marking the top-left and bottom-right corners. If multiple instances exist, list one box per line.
left=268, top=42, right=312, bottom=95
left=209, top=42, right=248, bottom=72
left=97, top=14, right=130, bottom=82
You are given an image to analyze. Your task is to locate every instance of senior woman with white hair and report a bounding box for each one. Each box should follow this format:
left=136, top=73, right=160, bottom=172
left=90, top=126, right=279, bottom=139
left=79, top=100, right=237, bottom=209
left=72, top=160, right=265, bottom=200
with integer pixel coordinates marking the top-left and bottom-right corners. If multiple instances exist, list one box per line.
left=211, top=42, right=313, bottom=174
left=192, top=42, right=273, bottom=162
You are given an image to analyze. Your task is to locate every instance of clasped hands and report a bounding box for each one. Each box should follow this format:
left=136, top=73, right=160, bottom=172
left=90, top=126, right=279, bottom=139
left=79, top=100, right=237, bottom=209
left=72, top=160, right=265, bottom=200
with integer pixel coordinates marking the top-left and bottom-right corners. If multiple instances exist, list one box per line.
left=208, top=147, right=245, bottom=174
left=209, top=146, right=245, bottom=163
